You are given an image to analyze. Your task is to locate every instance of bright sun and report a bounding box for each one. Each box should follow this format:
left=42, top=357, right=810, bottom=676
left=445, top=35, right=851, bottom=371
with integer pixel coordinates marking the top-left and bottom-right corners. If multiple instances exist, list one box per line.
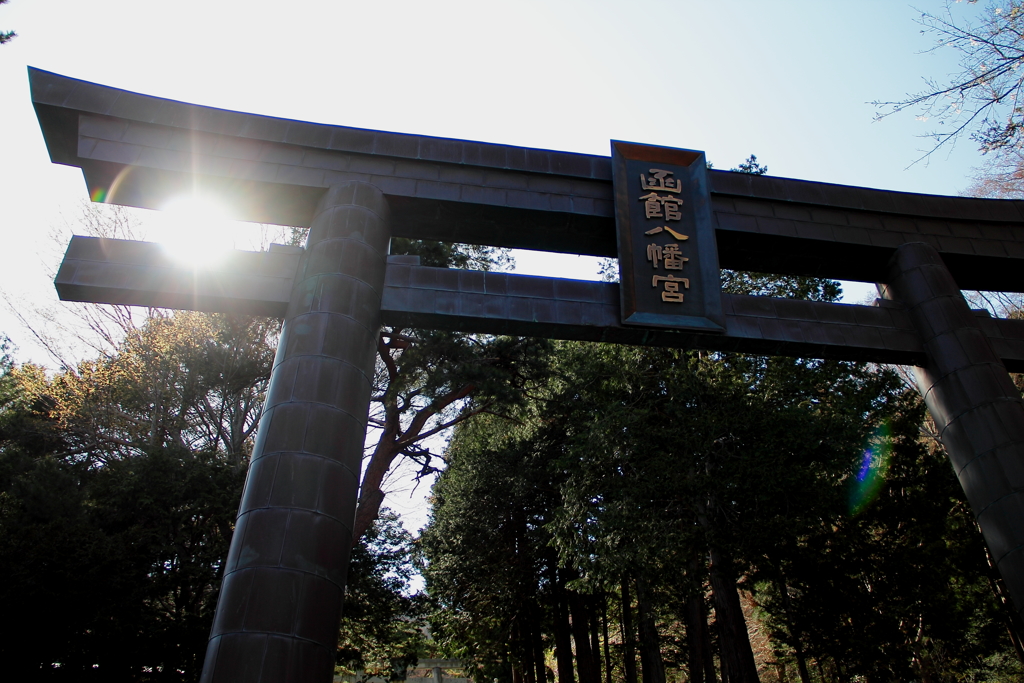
left=153, top=195, right=241, bottom=265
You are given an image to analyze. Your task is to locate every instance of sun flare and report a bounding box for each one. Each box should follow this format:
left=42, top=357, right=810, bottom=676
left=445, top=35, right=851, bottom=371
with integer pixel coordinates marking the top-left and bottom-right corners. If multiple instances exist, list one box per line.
left=153, top=195, right=241, bottom=266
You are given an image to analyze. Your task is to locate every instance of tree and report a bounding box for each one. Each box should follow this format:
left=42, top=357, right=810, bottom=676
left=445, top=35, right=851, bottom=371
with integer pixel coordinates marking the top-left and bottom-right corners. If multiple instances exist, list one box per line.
left=423, top=325, right=1024, bottom=681
left=0, top=307, right=269, bottom=681
left=17, top=310, right=275, bottom=466
left=421, top=411, right=564, bottom=683
left=732, top=154, right=768, bottom=176
left=337, top=508, right=426, bottom=681
left=354, top=238, right=552, bottom=542
left=421, top=225, right=1024, bottom=681
left=543, top=323, right=904, bottom=682
left=0, top=401, right=246, bottom=681
left=0, top=0, right=15, bottom=45
left=963, top=146, right=1024, bottom=197
left=0, top=299, right=458, bottom=680
left=0, top=205, right=280, bottom=679
left=742, top=387, right=1016, bottom=682
left=874, top=1, right=1024, bottom=162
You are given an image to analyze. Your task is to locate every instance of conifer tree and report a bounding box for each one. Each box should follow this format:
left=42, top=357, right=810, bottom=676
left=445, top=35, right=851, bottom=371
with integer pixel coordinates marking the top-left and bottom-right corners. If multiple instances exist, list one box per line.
left=0, top=0, right=15, bottom=45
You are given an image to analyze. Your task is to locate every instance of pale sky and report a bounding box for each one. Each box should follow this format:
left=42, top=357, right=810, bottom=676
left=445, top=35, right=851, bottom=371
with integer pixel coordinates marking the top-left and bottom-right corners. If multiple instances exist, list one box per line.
left=0, top=0, right=996, bottom=531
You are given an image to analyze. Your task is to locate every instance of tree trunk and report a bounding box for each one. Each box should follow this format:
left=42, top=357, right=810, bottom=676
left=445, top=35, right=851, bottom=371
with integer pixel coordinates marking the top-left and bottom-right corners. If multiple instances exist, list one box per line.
left=701, top=595, right=718, bottom=683
left=836, top=658, right=850, bottom=682
left=620, top=576, right=638, bottom=683
left=686, top=593, right=716, bottom=683
left=553, top=569, right=576, bottom=683
left=635, top=574, right=666, bottom=683
left=352, top=343, right=478, bottom=544
left=777, top=578, right=810, bottom=683
left=814, top=659, right=827, bottom=683
left=533, top=615, right=548, bottom=683
left=570, top=589, right=600, bottom=683
left=590, top=597, right=603, bottom=683
left=708, top=548, right=758, bottom=683
left=522, top=620, right=536, bottom=683
left=602, top=596, right=613, bottom=683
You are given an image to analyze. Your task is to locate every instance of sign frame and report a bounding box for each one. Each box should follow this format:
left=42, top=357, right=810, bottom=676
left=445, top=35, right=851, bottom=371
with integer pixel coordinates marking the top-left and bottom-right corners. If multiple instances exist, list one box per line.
left=612, top=140, right=725, bottom=331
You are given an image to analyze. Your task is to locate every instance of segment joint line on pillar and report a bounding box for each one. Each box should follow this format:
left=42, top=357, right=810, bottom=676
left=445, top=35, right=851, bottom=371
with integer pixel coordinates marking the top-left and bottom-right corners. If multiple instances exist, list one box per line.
left=201, top=182, right=392, bottom=683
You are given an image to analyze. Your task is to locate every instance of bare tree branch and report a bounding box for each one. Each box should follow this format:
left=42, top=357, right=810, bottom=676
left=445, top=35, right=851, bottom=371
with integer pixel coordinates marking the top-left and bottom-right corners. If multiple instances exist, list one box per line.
left=874, top=1, right=1024, bottom=164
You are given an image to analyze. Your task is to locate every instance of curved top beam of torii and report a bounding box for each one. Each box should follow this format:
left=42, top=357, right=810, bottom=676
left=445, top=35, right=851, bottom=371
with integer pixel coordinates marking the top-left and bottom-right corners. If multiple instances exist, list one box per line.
left=29, top=67, right=1024, bottom=293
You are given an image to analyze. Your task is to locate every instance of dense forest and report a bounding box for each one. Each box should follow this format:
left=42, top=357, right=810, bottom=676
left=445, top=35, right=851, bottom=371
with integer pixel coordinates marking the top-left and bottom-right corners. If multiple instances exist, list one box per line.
left=422, top=283, right=1024, bottom=683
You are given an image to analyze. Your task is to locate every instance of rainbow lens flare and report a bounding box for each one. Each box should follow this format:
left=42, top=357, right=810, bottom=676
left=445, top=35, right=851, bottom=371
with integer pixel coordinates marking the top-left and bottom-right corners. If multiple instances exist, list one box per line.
left=848, top=422, right=892, bottom=515
left=89, top=166, right=136, bottom=205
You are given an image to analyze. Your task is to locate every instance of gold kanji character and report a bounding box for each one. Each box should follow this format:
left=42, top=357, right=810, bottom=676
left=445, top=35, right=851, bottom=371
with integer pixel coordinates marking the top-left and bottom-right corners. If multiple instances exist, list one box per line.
left=652, top=274, right=689, bottom=303
left=639, top=193, right=683, bottom=220
left=640, top=192, right=664, bottom=219
left=647, top=244, right=663, bottom=268
left=664, top=199, right=682, bottom=221
left=662, top=244, right=687, bottom=271
left=640, top=168, right=682, bottom=194
left=644, top=226, right=689, bottom=240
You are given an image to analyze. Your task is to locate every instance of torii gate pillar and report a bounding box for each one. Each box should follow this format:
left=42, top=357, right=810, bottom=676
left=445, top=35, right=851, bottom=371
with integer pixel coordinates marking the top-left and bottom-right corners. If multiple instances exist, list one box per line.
left=202, top=182, right=390, bottom=683
left=885, top=242, right=1024, bottom=615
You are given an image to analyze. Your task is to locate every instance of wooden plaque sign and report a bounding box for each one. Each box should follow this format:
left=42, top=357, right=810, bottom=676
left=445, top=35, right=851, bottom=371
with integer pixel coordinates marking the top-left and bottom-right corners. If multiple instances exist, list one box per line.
left=612, top=141, right=724, bottom=331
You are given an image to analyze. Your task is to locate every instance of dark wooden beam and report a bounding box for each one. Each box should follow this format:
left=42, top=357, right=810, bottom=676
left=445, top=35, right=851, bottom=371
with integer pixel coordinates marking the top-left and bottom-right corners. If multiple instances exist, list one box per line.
left=53, top=236, right=1024, bottom=371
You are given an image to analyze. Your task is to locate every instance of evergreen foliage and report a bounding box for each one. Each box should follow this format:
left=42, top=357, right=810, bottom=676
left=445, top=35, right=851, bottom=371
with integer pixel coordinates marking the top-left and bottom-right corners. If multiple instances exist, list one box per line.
left=0, top=428, right=246, bottom=680
left=422, top=263, right=1024, bottom=681
left=0, top=309, right=431, bottom=680
left=0, top=0, right=15, bottom=45
left=423, top=414, right=561, bottom=683
left=0, top=314, right=270, bottom=680
left=337, top=508, right=427, bottom=681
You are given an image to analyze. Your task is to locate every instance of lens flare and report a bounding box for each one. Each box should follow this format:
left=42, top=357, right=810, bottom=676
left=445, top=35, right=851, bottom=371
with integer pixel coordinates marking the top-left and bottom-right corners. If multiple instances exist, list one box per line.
left=848, top=421, right=892, bottom=516
left=90, top=166, right=136, bottom=205
left=155, top=194, right=239, bottom=266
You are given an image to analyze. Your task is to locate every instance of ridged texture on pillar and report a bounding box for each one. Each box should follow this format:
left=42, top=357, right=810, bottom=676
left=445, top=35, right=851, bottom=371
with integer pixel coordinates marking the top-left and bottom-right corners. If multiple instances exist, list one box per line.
left=885, top=242, right=1024, bottom=618
left=201, top=182, right=390, bottom=683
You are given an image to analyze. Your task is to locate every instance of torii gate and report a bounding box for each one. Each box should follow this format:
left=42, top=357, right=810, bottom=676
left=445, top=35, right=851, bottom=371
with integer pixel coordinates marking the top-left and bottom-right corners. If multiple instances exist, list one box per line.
left=30, top=66, right=1024, bottom=682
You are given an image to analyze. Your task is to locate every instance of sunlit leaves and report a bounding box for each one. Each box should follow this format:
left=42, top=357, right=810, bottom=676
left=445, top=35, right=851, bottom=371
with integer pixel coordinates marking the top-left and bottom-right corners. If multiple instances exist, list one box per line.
left=11, top=311, right=276, bottom=464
